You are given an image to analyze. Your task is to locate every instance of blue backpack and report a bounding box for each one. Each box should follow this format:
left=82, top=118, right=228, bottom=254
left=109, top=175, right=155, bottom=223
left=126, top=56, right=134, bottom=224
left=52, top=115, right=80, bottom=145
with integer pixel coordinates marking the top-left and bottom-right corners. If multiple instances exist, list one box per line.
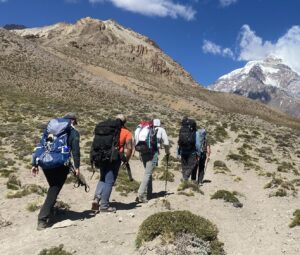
left=32, top=118, right=71, bottom=169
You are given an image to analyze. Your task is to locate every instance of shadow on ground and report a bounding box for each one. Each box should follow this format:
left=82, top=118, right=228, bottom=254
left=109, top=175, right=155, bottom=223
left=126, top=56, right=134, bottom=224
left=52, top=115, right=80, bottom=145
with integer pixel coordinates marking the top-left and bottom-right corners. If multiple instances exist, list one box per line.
left=51, top=209, right=96, bottom=224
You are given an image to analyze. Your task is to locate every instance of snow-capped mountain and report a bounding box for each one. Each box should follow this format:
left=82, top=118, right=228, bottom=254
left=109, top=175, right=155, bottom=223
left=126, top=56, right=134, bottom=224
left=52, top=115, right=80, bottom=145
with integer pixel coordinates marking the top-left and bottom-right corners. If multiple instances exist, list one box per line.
left=209, top=57, right=300, bottom=118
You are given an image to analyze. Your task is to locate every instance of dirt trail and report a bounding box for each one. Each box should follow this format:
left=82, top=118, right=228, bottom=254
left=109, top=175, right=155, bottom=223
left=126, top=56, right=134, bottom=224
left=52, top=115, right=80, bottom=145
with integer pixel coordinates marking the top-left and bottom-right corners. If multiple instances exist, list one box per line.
left=0, top=138, right=299, bottom=255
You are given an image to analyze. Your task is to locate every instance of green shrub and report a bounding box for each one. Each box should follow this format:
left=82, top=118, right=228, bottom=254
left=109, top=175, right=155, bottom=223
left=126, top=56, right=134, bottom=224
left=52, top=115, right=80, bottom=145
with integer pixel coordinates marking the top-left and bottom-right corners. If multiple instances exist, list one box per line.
left=277, top=162, right=295, bottom=173
left=54, top=200, right=70, bottom=211
left=264, top=178, right=283, bottom=189
left=234, top=176, right=242, bottom=182
left=213, top=160, right=230, bottom=174
left=289, top=209, right=300, bottom=228
left=177, top=191, right=195, bottom=197
left=270, top=189, right=287, bottom=197
left=178, top=180, right=203, bottom=194
left=242, top=143, right=252, bottom=150
left=153, top=167, right=175, bottom=182
left=38, top=244, right=72, bottom=255
left=226, top=153, right=243, bottom=161
left=292, top=179, right=300, bottom=186
left=115, top=170, right=140, bottom=196
left=211, top=190, right=240, bottom=203
left=6, top=174, right=22, bottom=190
left=0, top=169, right=15, bottom=178
left=265, top=177, right=296, bottom=197
left=26, top=202, right=40, bottom=212
left=213, top=125, right=228, bottom=143
left=213, top=160, right=227, bottom=168
left=136, top=210, right=224, bottom=255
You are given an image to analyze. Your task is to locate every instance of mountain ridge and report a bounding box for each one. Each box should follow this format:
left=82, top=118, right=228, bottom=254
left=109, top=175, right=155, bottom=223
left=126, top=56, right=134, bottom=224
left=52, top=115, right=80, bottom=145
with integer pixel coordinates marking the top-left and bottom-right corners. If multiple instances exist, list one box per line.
left=209, top=57, right=300, bottom=118
left=0, top=17, right=299, bottom=128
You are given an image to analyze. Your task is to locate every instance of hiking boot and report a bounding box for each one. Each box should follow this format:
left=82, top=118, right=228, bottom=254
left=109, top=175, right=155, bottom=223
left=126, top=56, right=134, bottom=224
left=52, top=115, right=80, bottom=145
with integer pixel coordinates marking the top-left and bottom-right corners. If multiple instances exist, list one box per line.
left=37, top=221, right=48, bottom=231
left=100, top=206, right=116, bottom=213
left=135, top=196, right=148, bottom=204
left=91, top=201, right=100, bottom=213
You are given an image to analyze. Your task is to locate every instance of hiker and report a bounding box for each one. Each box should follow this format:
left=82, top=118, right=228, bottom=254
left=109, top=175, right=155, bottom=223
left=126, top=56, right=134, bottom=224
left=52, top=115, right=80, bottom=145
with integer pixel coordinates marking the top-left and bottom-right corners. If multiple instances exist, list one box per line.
left=191, top=128, right=211, bottom=185
left=91, top=114, right=133, bottom=213
left=177, top=117, right=202, bottom=182
left=31, top=113, right=80, bottom=230
left=135, top=119, right=170, bottom=203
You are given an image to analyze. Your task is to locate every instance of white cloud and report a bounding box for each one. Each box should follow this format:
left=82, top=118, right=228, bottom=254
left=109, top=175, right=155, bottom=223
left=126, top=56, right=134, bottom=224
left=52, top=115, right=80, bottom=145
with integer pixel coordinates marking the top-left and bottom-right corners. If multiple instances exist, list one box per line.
left=202, top=39, right=234, bottom=58
left=238, top=24, right=300, bottom=74
left=219, top=0, right=238, bottom=7
left=89, top=0, right=196, bottom=21
left=203, top=25, right=300, bottom=74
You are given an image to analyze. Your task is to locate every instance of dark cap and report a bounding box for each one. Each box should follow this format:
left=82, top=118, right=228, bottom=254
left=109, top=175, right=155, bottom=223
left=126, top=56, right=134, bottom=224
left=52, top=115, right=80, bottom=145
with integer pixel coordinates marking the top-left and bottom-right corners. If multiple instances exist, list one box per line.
left=63, top=112, right=78, bottom=124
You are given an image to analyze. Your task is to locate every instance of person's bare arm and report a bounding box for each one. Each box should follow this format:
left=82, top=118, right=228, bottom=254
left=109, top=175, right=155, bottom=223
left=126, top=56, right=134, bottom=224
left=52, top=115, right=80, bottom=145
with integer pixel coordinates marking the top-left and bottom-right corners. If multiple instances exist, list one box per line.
left=125, top=139, right=133, bottom=161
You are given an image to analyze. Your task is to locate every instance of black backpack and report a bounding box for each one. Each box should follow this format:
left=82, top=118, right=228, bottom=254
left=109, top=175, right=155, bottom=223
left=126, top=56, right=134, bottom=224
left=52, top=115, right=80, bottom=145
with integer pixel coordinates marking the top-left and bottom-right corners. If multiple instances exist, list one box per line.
left=90, top=119, right=122, bottom=165
left=178, top=118, right=197, bottom=155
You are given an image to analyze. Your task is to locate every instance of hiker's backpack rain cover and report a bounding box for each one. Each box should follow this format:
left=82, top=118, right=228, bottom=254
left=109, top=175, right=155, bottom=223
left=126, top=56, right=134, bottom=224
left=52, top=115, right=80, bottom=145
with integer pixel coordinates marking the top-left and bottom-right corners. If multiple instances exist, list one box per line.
left=32, top=118, right=71, bottom=169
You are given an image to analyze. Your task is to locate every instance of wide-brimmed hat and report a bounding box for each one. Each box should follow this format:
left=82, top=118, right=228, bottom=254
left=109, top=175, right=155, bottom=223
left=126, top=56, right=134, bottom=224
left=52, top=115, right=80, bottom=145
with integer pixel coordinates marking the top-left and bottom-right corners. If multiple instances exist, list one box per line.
left=63, top=112, right=78, bottom=124
left=115, top=114, right=127, bottom=124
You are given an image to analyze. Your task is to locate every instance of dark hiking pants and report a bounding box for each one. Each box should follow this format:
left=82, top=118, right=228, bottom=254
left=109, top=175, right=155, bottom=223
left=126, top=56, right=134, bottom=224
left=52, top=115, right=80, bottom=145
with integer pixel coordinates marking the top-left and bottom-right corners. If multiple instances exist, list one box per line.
left=38, top=166, right=69, bottom=223
left=181, top=153, right=198, bottom=181
left=191, top=153, right=207, bottom=183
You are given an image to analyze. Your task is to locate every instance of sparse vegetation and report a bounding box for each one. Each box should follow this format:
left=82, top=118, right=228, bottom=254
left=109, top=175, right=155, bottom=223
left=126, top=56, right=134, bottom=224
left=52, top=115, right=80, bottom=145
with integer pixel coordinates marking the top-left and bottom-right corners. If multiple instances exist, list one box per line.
left=26, top=202, right=40, bottom=212
left=212, top=124, right=229, bottom=143
left=211, top=190, right=240, bottom=203
left=234, top=176, right=242, bottom=182
left=178, top=180, right=204, bottom=195
left=0, top=217, right=12, bottom=228
left=153, top=166, right=175, bottom=182
left=115, top=170, right=140, bottom=196
left=153, top=198, right=171, bottom=210
left=289, top=209, right=300, bottom=228
left=264, top=177, right=297, bottom=197
left=54, top=201, right=71, bottom=211
left=6, top=174, right=22, bottom=190
left=213, top=160, right=230, bottom=174
left=136, top=210, right=224, bottom=255
left=6, top=184, right=47, bottom=199
left=38, top=244, right=73, bottom=255
left=277, top=161, right=298, bottom=175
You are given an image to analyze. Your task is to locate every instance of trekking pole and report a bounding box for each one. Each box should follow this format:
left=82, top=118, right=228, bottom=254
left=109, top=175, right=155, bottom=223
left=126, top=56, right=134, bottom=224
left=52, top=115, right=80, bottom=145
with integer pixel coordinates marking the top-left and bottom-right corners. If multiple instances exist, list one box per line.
left=122, top=162, right=133, bottom=181
left=164, top=155, right=169, bottom=197
left=202, top=157, right=210, bottom=183
left=70, top=164, right=90, bottom=192
left=90, top=160, right=95, bottom=180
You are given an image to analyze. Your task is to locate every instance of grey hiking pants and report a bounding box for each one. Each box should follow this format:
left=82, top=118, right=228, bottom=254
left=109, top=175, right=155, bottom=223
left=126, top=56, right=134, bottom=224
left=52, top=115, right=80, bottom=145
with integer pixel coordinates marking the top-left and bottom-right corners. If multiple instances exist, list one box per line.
left=181, top=153, right=198, bottom=181
left=138, top=152, right=157, bottom=199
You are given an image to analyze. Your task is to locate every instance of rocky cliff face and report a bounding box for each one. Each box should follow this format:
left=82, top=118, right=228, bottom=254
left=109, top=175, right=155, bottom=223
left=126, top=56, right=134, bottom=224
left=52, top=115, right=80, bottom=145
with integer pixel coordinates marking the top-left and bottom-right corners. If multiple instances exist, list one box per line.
left=209, top=57, right=300, bottom=118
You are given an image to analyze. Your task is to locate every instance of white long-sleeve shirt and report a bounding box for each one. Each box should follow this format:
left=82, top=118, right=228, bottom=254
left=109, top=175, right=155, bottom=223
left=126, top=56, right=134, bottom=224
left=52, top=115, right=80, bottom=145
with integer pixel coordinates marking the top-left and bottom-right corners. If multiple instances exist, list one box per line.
left=155, top=127, right=169, bottom=147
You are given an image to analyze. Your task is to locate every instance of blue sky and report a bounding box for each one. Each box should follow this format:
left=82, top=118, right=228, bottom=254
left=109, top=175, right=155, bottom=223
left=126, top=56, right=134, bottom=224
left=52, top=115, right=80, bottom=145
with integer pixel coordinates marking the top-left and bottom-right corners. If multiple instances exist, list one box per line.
left=1, top=0, right=300, bottom=86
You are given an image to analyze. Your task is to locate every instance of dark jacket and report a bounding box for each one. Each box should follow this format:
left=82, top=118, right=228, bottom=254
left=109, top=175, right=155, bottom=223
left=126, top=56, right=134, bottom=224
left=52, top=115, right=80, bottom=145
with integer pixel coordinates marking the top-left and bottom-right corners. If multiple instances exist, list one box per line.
left=68, top=127, right=80, bottom=169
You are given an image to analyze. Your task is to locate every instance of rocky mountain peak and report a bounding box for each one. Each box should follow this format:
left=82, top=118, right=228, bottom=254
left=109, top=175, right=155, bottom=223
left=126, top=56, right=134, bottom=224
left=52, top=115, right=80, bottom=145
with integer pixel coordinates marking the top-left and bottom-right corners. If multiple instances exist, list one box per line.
left=209, top=57, right=300, bottom=118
